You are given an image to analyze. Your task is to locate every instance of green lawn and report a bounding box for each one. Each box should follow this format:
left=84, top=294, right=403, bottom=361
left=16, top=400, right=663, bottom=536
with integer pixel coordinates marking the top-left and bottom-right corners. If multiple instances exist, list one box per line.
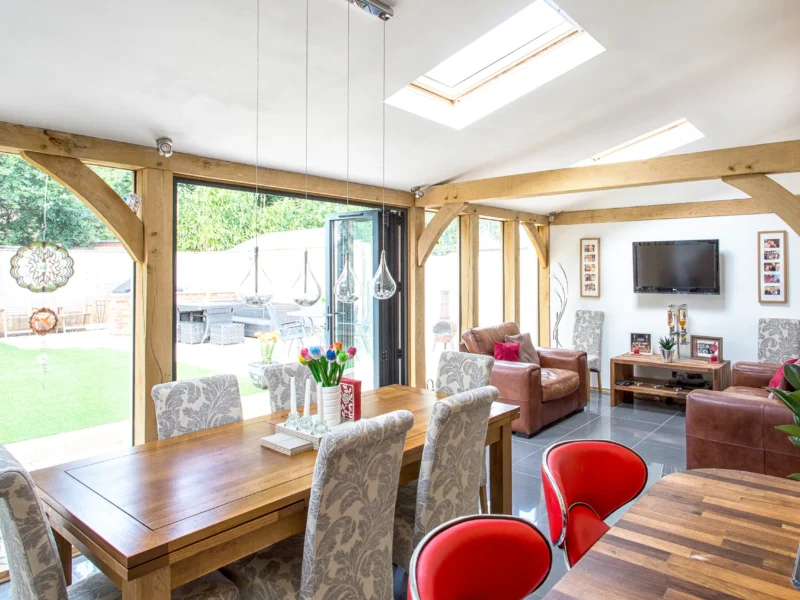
left=0, top=343, right=262, bottom=444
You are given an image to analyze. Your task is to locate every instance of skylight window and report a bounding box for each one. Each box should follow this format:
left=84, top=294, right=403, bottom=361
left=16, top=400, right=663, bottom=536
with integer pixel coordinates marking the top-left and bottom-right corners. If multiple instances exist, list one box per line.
left=386, top=0, right=604, bottom=130
left=572, top=119, right=705, bottom=166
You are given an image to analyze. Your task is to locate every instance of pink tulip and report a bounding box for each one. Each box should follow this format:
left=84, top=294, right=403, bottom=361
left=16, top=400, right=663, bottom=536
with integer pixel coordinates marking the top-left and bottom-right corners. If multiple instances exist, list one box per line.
left=346, top=347, right=357, bottom=359
left=300, top=347, right=312, bottom=361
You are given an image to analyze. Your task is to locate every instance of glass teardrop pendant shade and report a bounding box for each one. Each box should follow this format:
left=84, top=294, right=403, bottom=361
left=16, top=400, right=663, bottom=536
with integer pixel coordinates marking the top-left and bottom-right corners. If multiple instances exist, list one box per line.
left=292, top=249, right=321, bottom=307
left=371, top=250, right=396, bottom=300
left=334, top=250, right=359, bottom=304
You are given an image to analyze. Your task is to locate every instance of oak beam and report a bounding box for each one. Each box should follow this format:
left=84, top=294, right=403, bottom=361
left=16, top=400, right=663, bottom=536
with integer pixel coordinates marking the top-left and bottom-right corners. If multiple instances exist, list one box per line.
left=417, top=203, right=465, bottom=266
left=538, top=226, right=551, bottom=347
left=552, top=198, right=772, bottom=225
left=418, top=139, right=800, bottom=206
left=459, top=213, right=480, bottom=331
left=407, top=207, right=426, bottom=387
left=462, top=204, right=548, bottom=225
left=1, top=121, right=413, bottom=208
left=134, top=169, right=174, bottom=444
left=503, top=221, right=520, bottom=325
left=20, top=151, right=145, bottom=263
left=521, top=222, right=548, bottom=268
left=722, top=174, right=800, bottom=236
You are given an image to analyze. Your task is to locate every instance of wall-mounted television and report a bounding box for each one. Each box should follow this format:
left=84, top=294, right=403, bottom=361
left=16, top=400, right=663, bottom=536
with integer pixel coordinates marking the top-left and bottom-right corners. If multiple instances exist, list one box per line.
left=633, top=240, right=720, bottom=295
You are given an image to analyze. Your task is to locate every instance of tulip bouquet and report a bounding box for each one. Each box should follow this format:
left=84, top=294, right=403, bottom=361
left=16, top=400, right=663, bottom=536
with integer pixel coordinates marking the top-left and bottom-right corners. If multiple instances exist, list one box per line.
left=298, top=342, right=357, bottom=387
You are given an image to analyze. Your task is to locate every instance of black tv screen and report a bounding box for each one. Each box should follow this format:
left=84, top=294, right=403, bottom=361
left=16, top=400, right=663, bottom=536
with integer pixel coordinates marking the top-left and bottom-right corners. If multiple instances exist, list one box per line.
left=633, top=240, right=720, bottom=294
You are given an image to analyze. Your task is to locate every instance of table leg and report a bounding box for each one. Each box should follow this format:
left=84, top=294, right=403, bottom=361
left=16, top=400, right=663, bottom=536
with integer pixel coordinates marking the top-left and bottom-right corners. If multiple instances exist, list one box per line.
left=53, top=529, right=72, bottom=586
left=489, top=422, right=512, bottom=514
left=122, top=567, right=171, bottom=600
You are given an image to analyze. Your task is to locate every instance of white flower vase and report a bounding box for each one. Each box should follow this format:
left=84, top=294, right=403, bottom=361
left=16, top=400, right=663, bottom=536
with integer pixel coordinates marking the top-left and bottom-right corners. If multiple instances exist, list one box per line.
left=322, top=386, right=342, bottom=427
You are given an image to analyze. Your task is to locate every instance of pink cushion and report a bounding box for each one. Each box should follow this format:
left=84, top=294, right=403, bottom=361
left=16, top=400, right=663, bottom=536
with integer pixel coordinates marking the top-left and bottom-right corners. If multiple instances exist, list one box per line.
left=494, top=341, right=520, bottom=362
left=768, top=359, right=799, bottom=390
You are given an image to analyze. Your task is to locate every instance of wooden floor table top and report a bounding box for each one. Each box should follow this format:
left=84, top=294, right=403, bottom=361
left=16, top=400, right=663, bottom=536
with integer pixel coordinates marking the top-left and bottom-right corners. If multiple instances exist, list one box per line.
left=545, top=469, right=800, bottom=600
left=31, top=385, right=518, bottom=576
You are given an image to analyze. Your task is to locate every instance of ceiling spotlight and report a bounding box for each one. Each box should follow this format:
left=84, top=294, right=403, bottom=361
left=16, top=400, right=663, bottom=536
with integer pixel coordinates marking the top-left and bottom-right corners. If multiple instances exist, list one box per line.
left=347, top=0, right=393, bottom=21
left=156, top=137, right=173, bottom=158
left=411, top=186, right=425, bottom=199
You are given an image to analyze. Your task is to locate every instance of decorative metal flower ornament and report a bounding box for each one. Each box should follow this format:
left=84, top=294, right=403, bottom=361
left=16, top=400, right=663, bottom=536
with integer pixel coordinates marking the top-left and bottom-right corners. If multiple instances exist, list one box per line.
left=10, top=241, right=75, bottom=293
left=30, top=307, right=59, bottom=336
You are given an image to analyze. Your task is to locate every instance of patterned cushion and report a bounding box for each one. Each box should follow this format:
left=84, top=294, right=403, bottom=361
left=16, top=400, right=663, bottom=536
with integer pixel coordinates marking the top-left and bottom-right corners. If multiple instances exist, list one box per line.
left=572, top=310, right=604, bottom=368
left=435, top=351, right=494, bottom=395
left=224, top=411, right=414, bottom=600
left=392, top=386, right=498, bottom=571
left=0, top=445, right=68, bottom=600
left=263, top=363, right=315, bottom=413
left=758, top=318, right=800, bottom=364
left=68, top=570, right=240, bottom=600
left=151, top=375, right=243, bottom=440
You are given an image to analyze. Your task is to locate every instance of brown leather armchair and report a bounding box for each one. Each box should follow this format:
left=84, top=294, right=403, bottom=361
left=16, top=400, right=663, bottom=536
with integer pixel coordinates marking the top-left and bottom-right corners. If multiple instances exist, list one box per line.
left=460, top=323, right=589, bottom=437
left=686, top=361, right=800, bottom=477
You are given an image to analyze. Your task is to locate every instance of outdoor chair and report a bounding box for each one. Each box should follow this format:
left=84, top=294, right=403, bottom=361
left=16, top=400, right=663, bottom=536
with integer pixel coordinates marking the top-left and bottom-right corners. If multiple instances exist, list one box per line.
left=266, top=302, right=307, bottom=356
left=59, top=304, right=93, bottom=333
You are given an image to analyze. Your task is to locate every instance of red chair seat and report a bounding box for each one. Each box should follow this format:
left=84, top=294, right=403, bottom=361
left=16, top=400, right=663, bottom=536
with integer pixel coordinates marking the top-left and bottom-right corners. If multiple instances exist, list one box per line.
left=410, top=515, right=551, bottom=600
left=564, top=504, right=610, bottom=566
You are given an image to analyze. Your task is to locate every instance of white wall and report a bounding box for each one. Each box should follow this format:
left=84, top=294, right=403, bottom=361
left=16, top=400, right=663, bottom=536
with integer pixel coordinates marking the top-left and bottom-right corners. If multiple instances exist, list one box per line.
left=550, top=214, right=799, bottom=389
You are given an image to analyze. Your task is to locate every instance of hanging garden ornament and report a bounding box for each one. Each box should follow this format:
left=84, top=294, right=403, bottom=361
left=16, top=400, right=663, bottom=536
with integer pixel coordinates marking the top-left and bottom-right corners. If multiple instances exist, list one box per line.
left=292, top=249, right=321, bottom=307
left=10, top=241, right=75, bottom=293
left=30, top=307, right=58, bottom=336
left=334, top=249, right=359, bottom=304
left=371, top=249, right=396, bottom=300
left=122, top=193, right=142, bottom=213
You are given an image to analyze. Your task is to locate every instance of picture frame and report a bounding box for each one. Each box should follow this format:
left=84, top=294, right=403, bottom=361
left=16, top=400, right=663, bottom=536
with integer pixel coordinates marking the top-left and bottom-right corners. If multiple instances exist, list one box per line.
left=580, top=238, right=600, bottom=298
left=690, top=335, right=723, bottom=361
left=758, top=231, right=787, bottom=304
left=630, top=333, right=651, bottom=354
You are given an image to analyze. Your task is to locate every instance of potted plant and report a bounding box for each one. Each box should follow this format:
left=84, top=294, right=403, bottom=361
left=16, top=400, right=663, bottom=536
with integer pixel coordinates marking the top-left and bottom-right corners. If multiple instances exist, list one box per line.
left=658, top=336, right=676, bottom=363
left=248, top=331, right=280, bottom=389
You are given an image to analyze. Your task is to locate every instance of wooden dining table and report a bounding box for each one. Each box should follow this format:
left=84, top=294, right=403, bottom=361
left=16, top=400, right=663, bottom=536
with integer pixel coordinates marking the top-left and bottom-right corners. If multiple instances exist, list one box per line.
left=31, top=385, right=519, bottom=599
left=545, top=469, right=800, bottom=600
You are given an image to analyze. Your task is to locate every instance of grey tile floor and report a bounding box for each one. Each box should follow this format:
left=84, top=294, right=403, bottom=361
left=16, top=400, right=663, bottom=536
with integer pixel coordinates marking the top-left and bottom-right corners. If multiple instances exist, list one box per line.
left=1, top=392, right=686, bottom=600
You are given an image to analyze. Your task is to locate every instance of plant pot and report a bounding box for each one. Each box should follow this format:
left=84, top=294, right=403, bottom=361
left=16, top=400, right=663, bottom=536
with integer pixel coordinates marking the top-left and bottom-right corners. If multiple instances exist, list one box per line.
left=660, top=348, right=674, bottom=363
left=247, top=361, right=278, bottom=389
left=322, top=386, right=342, bottom=427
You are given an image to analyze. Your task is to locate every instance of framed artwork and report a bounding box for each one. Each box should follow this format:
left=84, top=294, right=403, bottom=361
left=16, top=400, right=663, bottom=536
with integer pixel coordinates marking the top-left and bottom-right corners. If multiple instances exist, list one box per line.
left=759, top=231, right=787, bottom=303
left=580, top=238, right=600, bottom=297
left=630, top=333, right=652, bottom=354
left=690, top=335, right=723, bottom=361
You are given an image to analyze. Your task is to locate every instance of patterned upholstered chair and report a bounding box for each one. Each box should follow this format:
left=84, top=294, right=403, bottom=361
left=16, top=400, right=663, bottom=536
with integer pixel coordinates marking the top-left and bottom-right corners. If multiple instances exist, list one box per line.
left=222, top=411, right=414, bottom=600
left=262, top=362, right=316, bottom=414
left=392, top=386, right=498, bottom=572
left=434, top=351, right=494, bottom=513
left=151, top=374, right=243, bottom=440
left=0, top=445, right=239, bottom=600
left=572, top=310, right=604, bottom=395
left=758, top=318, right=800, bottom=363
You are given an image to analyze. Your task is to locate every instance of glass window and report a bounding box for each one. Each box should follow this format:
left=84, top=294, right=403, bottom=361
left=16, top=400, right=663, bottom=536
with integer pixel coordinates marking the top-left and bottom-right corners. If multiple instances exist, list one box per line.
left=424, top=212, right=459, bottom=385
left=0, top=153, right=134, bottom=577
left=519, top=224, right=539, bottom=340
left=478, top=219, right=503, bottom=327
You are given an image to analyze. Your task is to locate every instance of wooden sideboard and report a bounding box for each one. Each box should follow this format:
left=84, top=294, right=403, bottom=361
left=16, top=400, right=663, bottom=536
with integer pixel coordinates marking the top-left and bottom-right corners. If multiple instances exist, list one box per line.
left=610, top=353, right=731, bottom=407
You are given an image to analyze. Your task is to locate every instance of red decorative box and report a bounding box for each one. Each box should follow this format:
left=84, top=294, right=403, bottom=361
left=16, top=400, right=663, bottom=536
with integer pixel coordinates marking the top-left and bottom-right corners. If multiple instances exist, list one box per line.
left=340, top=378, right=362, bottom=421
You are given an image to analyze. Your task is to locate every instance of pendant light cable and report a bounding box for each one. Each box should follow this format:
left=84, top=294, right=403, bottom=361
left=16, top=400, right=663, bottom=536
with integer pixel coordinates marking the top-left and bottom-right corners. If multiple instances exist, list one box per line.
left=254, top=0, right=261, bottom=295
left=346, top=0, right=350, bottom=210
left=305, top=0, right=309, bottom=203
left=381, top=19, right=386, bottom=250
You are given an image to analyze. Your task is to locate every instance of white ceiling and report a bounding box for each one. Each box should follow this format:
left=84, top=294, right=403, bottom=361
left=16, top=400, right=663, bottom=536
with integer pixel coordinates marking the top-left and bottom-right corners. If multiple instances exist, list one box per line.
left=1, top=0, right=799, bottom=213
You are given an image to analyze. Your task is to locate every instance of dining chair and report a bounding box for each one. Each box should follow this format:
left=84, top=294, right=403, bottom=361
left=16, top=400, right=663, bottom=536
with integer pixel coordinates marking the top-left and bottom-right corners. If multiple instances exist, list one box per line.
left=542, top=439, right=647, bottom=568
left=262, top=362, right=315, bottom=413
left=434, top=351, right=495, bottom=513
left=222, top=410, right=414, bottom=600
left=392, top=385, right=498, bottom=573
left=572, top=310, right=604, bottom=395
left=757, top=318, right=800, bottom=363
left=151, top=374, right=243, bottom=440
left=0, top=445, right=239, bottom=600
left=408, top=515, right=552, bottom=600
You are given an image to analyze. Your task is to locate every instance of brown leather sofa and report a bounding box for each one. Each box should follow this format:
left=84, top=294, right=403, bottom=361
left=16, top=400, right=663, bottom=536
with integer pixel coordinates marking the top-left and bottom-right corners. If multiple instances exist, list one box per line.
left=460, top=323, right=589, bottom=437
left=686, top=361, right=800, bottom=477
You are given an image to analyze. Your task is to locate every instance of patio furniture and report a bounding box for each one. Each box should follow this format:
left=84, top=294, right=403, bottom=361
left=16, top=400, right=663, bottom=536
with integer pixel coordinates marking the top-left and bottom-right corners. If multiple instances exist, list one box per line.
left=1, top=306, right=32, bottom=337
left=266, top=302, right=307, bottom=356
left=211, top=323, right=245, bottom=346
left=232, top=302, right=273, bottom=337
left=58, top=303, right=93, bottom=333
left=176, top=302, right=238, bottom=343
left=180, top=322, right=206, bottom=344
left=151, top=374, right=243, bottom=440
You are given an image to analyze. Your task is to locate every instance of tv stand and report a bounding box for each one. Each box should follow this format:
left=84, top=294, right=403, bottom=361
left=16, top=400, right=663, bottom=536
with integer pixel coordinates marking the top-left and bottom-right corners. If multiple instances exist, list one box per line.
left=610, top=353, right=731, bottom=407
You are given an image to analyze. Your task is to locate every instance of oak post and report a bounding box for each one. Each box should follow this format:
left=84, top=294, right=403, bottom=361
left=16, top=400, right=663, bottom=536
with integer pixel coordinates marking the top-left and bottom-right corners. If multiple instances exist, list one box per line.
left=459, top=213, right=480, bottom=331
left=503, top=221, right=520, bottom=325
left=538, top=226, right=550, bottom=347
left=407, top=207, right=427, bottom=387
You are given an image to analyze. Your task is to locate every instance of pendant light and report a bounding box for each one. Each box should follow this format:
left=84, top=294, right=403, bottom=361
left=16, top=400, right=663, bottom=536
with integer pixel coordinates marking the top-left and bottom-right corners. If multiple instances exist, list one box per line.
left=371, top=18, right=397, bottom=300
left=334, top=1, right=359, bottom=304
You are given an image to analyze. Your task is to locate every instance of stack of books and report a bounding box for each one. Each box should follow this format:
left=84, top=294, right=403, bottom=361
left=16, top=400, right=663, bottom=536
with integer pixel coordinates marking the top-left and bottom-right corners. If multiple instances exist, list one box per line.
left=260, top=432, right=313, bottom=456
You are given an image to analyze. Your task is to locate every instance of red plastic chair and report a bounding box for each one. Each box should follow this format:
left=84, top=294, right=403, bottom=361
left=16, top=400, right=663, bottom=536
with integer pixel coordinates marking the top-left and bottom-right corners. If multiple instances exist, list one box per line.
left=409, top=514, right=552, bottom=600
left=542, top=439, right=647, bottom=568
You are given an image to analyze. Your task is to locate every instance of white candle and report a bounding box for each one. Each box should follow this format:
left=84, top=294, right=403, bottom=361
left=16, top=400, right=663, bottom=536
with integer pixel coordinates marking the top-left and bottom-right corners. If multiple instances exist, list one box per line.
left=317, top=382, right=323, bottom=422
left=289, top=376, right=297, bottom=414
left=303, top=379, right=311, bottom=418
left=304, top=378, right=311, bottom=413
